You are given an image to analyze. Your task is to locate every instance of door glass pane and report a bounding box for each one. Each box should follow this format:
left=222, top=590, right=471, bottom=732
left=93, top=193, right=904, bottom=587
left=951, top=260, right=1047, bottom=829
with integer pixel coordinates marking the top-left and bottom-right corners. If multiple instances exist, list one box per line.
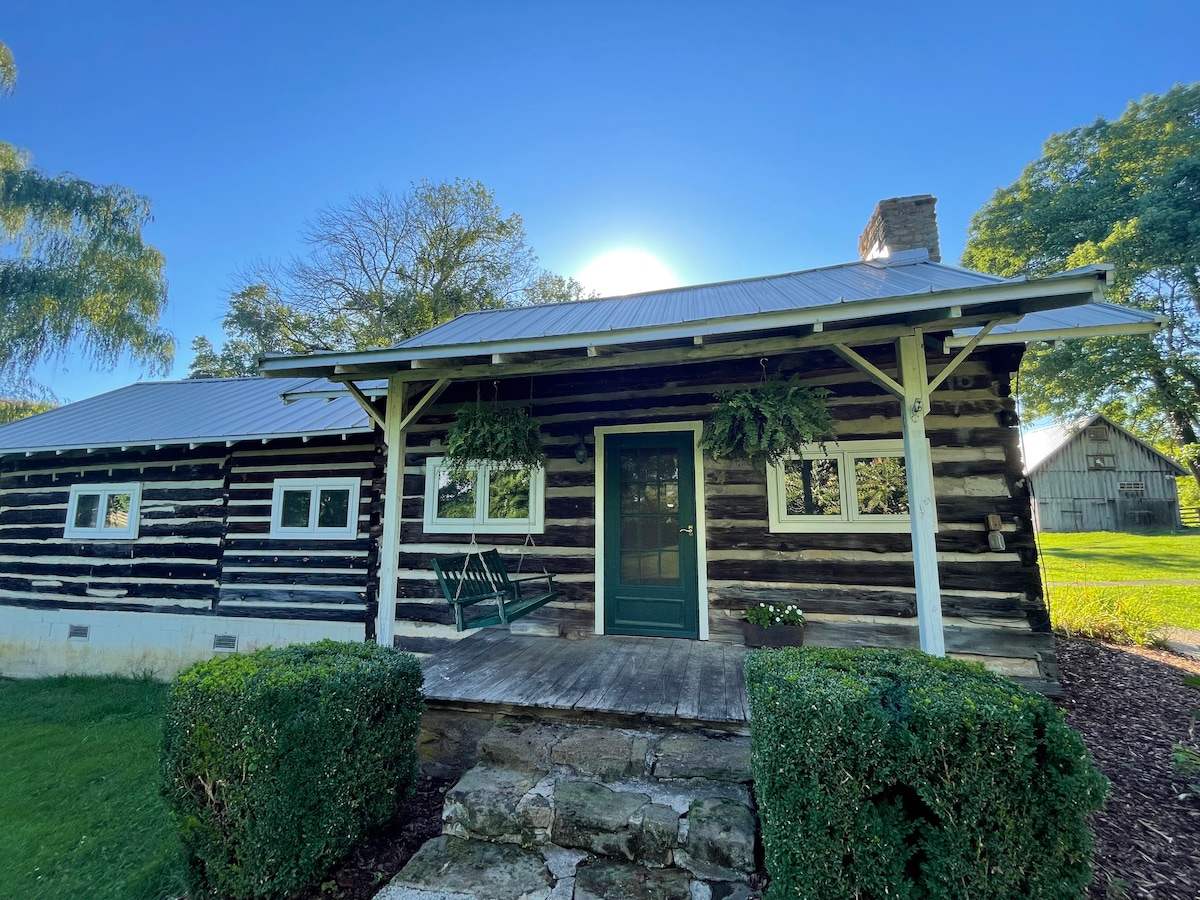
left=855, top=456, right=910, bottom=515
left=436, top=469, right=476, bottom=519
left=73, top=493, right=100, bottom=529
left=617, top=446, right=682, bottom=586
left=487, top=469, right=530, bottom=519
left=280, top=489, right=312, bottom=528
left=103, top=493, right=131, bottom=529
left=784, top=458, right=841, bottom=515
left=317, top=488, right=351, bottom=528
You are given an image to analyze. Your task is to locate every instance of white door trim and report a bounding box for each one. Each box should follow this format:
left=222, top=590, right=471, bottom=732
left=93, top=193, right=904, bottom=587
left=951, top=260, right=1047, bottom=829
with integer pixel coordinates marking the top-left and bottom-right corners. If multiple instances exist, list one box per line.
left=593, top=421, right=709, bottom=640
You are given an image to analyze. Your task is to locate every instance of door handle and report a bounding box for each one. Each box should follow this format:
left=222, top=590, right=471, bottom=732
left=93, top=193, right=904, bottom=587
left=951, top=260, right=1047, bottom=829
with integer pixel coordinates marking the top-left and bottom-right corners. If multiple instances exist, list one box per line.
left=679, top=525, right=694, bottom=536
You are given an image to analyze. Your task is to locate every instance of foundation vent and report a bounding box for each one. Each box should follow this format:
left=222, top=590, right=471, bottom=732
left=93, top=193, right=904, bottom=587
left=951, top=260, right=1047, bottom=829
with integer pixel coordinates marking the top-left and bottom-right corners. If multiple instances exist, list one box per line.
left=68, top=624, right=90, bottom=641
left=213, top=634, right=239, bottom=652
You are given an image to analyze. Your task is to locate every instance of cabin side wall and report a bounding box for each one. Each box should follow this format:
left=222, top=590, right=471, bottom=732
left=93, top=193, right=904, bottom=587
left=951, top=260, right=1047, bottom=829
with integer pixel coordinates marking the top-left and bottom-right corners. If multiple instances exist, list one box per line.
left=1030, top=426, right=1182, bottom=532
left=391, top=343, right=1056, bottom=690
left=0, top=434, right=377, bottom=677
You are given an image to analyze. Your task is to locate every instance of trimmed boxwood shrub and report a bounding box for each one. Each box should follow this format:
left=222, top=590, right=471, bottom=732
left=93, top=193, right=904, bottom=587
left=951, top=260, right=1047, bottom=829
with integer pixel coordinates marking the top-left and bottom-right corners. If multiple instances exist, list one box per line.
left=161, top=640, right=423, bottom=899
left=746, top=648, right=1107, bottom=900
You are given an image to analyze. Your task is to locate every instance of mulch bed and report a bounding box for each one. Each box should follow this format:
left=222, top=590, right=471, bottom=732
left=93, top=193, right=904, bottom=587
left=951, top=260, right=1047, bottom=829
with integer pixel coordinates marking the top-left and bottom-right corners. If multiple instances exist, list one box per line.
left=1056, top=638, right=1200, bottom=900
left=295, top=638, right=1200, bottom=900
left=290, top=776, right=452, bottom=900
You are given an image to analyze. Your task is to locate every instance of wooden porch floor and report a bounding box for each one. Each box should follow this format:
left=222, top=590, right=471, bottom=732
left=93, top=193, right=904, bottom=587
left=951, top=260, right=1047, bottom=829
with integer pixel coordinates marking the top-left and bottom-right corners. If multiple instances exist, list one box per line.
left=420, top=630, right=749, bottom=726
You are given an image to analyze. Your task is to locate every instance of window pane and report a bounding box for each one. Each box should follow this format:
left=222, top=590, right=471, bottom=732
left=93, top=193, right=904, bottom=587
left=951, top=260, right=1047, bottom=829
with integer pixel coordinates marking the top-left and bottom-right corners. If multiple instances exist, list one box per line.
left=436, top=469, right=476, bottom=519
left=280, top=489, right=312, bottom=528
left=73, top=493, right=100, bottom=529
left=783, top=458, right=841, bottom=515
left=317, top=488, right=351, bottom=529
left=855, top=456, right=909, bottom=515
left=487, top=469, right=530, bottom=520
left=103, top=493, right=132, bottom=529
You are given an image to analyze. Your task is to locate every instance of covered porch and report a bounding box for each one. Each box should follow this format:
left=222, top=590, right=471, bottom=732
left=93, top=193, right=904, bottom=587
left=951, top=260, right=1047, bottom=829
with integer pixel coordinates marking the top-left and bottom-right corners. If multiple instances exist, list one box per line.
left=420, top=629, right=749, bottom=728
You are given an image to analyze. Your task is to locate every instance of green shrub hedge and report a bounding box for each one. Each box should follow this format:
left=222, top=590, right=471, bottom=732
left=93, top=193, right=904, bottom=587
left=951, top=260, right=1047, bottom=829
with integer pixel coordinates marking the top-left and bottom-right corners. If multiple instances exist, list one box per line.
left=160, top=640, right=424, bottom=899
left=746, top=648, right=1107, bottom=900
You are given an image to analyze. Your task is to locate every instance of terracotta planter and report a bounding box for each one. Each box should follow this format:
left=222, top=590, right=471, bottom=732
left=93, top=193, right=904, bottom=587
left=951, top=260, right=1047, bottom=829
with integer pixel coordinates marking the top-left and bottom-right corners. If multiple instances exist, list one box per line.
left=742, top=621, right=805, bottom=649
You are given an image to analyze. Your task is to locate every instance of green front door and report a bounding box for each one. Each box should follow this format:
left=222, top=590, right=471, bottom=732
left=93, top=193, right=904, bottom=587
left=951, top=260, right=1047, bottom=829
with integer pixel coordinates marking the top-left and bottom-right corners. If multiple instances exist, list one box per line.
left=603, top=431, right=699, bottom=638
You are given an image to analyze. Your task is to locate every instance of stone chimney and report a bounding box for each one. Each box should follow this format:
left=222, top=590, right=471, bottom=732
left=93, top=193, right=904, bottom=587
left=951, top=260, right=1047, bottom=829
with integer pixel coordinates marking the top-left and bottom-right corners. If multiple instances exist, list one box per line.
left=858, top=194, right=940, bottom=263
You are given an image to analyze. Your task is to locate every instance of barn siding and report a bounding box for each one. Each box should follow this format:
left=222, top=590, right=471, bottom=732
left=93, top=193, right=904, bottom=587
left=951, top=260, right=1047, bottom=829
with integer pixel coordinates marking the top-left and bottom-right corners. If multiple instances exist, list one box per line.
left=1030, top=422, right=1182, bottom=532
left=391, top=343, right=1056, bottom=688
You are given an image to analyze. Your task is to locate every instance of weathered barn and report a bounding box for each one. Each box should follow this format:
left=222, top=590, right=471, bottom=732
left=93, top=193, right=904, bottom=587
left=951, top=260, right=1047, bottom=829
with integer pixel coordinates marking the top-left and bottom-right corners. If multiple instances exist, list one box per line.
left=1023, top=413, right=1188, bottom=532
left=0, top=196, right=1165, bottom=691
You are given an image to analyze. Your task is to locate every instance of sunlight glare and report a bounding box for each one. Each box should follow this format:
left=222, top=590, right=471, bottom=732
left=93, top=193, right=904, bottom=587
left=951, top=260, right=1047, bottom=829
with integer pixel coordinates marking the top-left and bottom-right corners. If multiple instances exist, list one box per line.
left=577, top=248, right=680, bottom=298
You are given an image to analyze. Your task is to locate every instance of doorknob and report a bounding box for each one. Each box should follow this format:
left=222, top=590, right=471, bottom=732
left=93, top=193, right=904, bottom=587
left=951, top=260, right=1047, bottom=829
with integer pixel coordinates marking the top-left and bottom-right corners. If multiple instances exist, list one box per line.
left=679, top=525, right=694, bottom=536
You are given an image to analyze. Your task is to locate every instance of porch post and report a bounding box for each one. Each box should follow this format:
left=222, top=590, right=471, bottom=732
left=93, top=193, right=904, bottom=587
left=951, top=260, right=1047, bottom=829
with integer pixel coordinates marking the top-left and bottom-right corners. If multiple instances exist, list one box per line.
left=895, top=333, right=945, bottom=656
left=375, top=377, right=407, bottom=648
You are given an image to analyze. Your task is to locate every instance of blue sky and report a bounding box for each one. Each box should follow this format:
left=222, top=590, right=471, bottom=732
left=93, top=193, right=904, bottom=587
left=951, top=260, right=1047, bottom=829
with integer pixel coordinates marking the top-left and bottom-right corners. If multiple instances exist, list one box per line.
left=4, top=1, right=1198, bottom=401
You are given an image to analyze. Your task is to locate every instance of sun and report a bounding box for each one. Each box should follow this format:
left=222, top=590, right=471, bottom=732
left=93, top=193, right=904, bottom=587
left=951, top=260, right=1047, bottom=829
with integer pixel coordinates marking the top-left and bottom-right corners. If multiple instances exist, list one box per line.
left=576, top=248, right=680, bottom=298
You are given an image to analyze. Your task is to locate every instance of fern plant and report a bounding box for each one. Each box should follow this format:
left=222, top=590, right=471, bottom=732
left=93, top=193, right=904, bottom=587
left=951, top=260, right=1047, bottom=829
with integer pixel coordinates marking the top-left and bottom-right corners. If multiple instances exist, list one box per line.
left=701, top=376, right=832, bottom=468
left=444, top=401, right=545, bottom=478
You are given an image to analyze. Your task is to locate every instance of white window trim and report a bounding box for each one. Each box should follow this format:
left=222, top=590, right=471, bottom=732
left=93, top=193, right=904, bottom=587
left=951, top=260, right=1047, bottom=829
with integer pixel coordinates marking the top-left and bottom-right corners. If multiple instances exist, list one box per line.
left=64, top=483, right=142, bottom=540
left=423, top=457, right=545, bottom=535
left=767, top=439, right=929, bottom=533
left=269, top=477, right=362, bottom=540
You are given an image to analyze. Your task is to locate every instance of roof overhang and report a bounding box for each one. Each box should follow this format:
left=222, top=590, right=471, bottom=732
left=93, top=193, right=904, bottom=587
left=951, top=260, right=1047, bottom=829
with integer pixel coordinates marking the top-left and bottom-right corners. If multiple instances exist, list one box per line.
left=0, top=426, right=374, bottom=459
left=259, top=267, right=1115, bottom=382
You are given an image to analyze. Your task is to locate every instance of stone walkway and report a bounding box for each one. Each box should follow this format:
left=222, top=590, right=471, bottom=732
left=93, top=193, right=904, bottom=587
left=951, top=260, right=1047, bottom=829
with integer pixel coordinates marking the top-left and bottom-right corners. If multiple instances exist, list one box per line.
left=377, top=719, right=759, bottom=900
left=1166, top=627, right=1200, bottom=659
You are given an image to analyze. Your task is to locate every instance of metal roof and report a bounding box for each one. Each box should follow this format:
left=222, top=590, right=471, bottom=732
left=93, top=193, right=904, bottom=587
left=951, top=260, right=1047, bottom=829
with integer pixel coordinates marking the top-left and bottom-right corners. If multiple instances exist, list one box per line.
left=1021, top=413, right=1189, bottom=476
left=397, top=253, right=1006, bottom=349
left=946, top=302, right=1165, bottom=349
left=0, top=377, right=371, bottom=456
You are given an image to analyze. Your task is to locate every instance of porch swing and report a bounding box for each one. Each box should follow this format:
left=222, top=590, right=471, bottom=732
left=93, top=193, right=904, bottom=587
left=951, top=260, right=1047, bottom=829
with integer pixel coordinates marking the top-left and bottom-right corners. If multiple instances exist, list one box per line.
left=429, top=379, right=558, bottom=631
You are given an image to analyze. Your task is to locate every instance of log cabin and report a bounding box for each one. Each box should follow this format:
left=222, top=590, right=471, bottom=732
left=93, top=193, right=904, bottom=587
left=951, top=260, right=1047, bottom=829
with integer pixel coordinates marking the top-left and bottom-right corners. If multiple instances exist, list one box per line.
left=0, top=196, right=1164, bottom=691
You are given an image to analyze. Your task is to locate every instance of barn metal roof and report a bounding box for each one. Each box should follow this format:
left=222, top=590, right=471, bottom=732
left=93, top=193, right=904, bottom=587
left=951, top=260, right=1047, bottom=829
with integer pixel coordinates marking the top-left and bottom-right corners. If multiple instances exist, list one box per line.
left=396, top=253, right=1006, bottom=349
left=0, top=377, right=371, bottom=457
left=946, top=302, right=1166, bottom=349
left=1021, top=413, right=1189, bottom=476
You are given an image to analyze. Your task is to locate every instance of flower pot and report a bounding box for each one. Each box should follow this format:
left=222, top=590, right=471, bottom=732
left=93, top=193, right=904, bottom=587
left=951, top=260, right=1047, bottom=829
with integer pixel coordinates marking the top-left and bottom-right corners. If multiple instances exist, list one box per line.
left=742, top=621, right=805, bottom=649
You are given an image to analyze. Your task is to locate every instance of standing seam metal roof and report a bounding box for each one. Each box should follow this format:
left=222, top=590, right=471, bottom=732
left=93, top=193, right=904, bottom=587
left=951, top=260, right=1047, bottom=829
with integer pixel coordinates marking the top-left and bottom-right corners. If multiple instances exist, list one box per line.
left=0, top=377, right=370, bottom=455
left=397, top=256, right=1006, bottom=349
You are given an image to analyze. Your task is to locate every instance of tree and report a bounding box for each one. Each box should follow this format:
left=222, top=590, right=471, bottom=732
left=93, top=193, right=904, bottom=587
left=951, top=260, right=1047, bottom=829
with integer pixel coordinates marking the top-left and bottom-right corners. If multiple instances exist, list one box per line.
left=963, top=83, right=1200, bottom=483
left=190, top=180, right=588, bottom=376
left=0, top=40, right=173, bottom=397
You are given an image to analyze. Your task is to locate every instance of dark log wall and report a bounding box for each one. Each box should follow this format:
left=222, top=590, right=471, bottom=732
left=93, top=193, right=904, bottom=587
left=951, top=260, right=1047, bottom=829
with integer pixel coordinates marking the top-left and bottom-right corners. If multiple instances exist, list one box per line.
left=0, top=446, right=227, bottom=612
left=0, top=432, right=379, bottom=628
left=217, top=434, right=382, bottom=624
left=393, top=342, right=1056, bottom=690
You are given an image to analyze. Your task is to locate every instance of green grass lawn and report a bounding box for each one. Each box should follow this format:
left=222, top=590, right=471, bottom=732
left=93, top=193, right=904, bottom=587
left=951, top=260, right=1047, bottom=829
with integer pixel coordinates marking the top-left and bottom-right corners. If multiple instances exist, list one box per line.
left=0, top=676, right=185, bottom=900
left=1037, top=530, right=1200, bottom=634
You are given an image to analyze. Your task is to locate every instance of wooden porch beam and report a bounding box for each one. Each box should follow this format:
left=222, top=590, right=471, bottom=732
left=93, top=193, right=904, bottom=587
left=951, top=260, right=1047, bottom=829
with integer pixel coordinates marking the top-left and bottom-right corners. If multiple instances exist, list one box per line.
left=396, top=378, right=450, bottom=435
left=896, top=332, right=945, bottom=657
left=375, top=377, right=408, bottom=648
left=343, top=381, right=386, bottom=431
left=927, top=319, right=1005, bottom=393
left=830, top=344, right=905, bottom=400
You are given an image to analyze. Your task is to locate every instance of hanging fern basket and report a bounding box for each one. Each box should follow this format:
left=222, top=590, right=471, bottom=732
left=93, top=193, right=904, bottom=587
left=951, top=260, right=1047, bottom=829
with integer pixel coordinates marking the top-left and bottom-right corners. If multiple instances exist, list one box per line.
left=444, top=401, right=545, bottom=478
left=700, top=375, right=832, bottom=469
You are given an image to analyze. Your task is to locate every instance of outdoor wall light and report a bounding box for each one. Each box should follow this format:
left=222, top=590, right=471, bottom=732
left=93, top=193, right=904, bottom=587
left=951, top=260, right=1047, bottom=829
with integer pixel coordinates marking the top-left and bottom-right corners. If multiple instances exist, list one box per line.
left=573, top=435, right=589, bottom=464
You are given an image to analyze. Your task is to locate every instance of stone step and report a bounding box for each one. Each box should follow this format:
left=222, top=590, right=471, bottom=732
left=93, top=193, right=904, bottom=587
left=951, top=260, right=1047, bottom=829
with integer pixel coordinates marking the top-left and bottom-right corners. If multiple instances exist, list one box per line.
left=377, top=835, right=759, bottom=900
left=435, top=719, right=759, bottom=881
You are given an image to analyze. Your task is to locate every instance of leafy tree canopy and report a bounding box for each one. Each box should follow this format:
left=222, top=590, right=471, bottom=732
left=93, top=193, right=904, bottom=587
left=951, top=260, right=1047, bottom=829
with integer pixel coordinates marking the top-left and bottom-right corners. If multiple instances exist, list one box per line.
left=190, top=180, right=589, bottom=377
left=963, top=83, right=1200, bottom=482
left=0, top=40, right=173, bottom=398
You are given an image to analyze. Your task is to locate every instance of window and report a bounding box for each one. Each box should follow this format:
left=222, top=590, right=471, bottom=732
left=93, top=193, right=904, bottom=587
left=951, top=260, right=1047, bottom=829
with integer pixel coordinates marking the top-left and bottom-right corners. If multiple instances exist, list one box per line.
left=767, top=440, right=924, bottom=533
left=1087, top=454, right=1116, bottom=471
left=269, top=477, right=361, bottom=540
left=423, top=457, right=545, bottom=534
left=1086, top=425, right=1110, bottom=442
left=65, top=483, right=141, bottom=540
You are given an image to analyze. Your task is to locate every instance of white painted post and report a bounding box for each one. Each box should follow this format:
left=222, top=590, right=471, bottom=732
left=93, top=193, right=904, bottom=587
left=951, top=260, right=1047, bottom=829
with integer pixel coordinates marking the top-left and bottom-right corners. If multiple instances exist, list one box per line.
left=375, top=378, right=407, bottom=648
left=895, top=334, right=946, bottom=656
